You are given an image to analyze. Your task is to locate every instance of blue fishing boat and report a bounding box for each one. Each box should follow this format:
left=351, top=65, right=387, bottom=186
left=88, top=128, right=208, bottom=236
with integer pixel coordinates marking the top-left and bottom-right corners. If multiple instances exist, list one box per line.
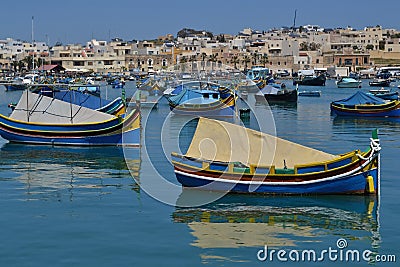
left=165, top=82, right=236, bottom=117
left=367, top=88, right=399, bottom=101
left=331, top=91, right=400, bottom=117
left=171, top=118, right=380, bottom=195
left=336, top=77, right=362, bottom=88
left=0, top=91, right=140, bottom=146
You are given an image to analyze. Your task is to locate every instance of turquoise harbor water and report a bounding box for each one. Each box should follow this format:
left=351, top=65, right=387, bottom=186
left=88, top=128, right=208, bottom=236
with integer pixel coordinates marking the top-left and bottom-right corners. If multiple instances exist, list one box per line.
left=0, top=80, right=399, bottom=266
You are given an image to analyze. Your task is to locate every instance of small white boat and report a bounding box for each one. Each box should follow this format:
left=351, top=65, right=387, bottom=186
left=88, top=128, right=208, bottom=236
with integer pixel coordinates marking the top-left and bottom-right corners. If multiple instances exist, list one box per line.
left=336, top=78, right=362, bottom=88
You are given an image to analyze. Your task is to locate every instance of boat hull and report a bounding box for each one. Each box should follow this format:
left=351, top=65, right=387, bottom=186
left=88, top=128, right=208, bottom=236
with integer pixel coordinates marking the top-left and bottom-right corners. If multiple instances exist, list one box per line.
left=175, top=168, right=378, bottom=194
left=331, top=100, right=400, bottom=117
left=0, top=110, right=140, bottom=146
left=293, top=75, right=326, bottom=86
left=169, top=95, right=236, bottom=117
left=337, top=82, right=362, bottom=88
left=255, top=90, right=298, bottom=102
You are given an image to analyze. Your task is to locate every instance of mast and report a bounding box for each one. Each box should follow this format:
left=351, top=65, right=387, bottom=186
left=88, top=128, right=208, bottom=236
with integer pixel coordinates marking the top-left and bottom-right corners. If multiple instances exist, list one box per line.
left=31, top=16, right=35, bottom=72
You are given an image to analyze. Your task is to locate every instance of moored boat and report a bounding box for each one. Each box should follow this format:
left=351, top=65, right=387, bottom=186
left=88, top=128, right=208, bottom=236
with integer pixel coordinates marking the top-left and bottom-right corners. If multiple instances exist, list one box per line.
left=336, top=77, right=362, bottom=88
left=171, top=117, right=380, bottom=195
left=369, top=79, right=391, bottom=87
left=331, top=91, right=400, bottom=117
left=298, top=90, right=321, bottom=97
left=367, top=88, right=398, bottom=101
left=255, top=84, right=297, bottom=103
left=0, top=90, right=140, bottom=146
left=165, top=81, right=236, bottom=117
left=293, top=73, right=326, bottom=86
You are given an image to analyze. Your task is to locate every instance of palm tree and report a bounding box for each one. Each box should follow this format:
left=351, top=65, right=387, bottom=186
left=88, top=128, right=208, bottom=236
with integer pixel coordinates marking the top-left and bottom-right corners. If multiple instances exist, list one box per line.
left=252, top=53, right=259, bottom=66
left=208, top=54, right=217, bottom=72
left=260, top=54, right=269, bottom=67
left=200, top=52, right=207, bottom=70
left=230, top=55, right=239, bottom=70
left=242, top=55, right=250, bottom=71
left=189, top=55, right=197, bottom=72
left=300, top=42, right=309, bottom=51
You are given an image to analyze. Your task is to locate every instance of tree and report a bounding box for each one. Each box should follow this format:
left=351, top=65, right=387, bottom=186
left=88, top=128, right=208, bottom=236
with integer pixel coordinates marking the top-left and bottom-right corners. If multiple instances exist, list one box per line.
left=230, top=55, right=239, bottom=69
left=366, top=44, right=374, bottom=50
left=242, top=55, right=250, bottom=71
left=300, top=42, right=309, bottom=51
left=209, top=54, right=217, bottom=71
left=252, top=53, right=259, bottom=65
left=260, top=54, right=269, bottom=67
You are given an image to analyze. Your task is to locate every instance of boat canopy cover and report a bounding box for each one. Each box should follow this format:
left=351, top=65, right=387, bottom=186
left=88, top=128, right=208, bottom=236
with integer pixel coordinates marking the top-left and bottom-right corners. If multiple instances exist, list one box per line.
left=332, top=91, right=385, bottom=105
left=10, top=90, right=115, bottom=124
left=52, top=90, right=112, bottom=109
left=185, top=118, right=337, bottom=168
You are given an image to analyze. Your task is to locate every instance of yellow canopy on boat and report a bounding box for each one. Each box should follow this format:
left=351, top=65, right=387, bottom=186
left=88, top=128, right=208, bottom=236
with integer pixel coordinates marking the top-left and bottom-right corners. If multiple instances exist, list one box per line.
left=185, top=118, right=337, bottom=168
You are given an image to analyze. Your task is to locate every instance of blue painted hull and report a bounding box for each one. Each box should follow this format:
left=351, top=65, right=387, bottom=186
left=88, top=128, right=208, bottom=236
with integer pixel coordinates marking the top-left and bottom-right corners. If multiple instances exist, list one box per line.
left=0, top=110, right=141, bottom=146
left=0, top=125, right=140, bottom=146
left=170, top=105, right=235, bottom=117
left=175, top=168, right=378, bottom=194
left=331, top=107, right=400, bottom=117
left=0, top=114, right=120, bottom=131
left=5, top=84, right=28, bottom=91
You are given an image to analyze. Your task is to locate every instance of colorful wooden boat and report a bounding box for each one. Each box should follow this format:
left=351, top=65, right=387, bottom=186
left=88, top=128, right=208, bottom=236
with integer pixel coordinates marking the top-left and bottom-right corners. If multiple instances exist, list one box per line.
left=171, top=118, right=381, bottom=195
left=331, top=91, right=400, bottom=117
left=336, top=78, right=362, bottom=88
left=0, top=91, right=140, bottom=146
left=166, top=82, right=236, bottom=117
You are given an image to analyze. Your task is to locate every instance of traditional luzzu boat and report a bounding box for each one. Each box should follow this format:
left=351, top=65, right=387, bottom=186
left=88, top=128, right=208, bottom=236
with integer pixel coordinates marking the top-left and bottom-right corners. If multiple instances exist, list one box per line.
left=171, top=118, right=381, bottom=195
left=165, top=82, right=236, bottom=117
left=331, top=91, right=400, bottom=117
left=0, top=91, right=140, bottom=146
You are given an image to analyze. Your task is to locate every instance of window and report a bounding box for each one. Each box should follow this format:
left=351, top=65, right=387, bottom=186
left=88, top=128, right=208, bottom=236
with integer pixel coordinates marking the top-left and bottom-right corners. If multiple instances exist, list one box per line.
left=344, top=59, right=353, bottom=65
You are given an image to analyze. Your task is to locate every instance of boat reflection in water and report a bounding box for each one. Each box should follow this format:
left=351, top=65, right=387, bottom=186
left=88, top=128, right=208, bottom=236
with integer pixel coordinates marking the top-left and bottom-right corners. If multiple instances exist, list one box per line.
left=0, top=144, right=141, bottom=200
left=173, top=190, right=380, bottom=264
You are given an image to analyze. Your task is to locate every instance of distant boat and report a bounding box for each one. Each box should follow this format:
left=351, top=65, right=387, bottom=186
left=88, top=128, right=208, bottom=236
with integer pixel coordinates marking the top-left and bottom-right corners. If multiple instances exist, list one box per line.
left=331, top=91, right=400, bottom=117
left=255, top=84, right=297, bottom=103
left=3, top=74, right=38, bottom=91
left=367, top=88, right=398, bottom=101
left=171, top=117, right=381, bottom=195
left=0, top=90, right=140, bottom=146
left=336, top=77, right=362, bottom=88
left=293, top=73, right=326, bottom=86
left=165, top=81, right=236, bottom=117
left=369, top=79, right=391, bottom=87
left=298, top=90, right=321, bottom=97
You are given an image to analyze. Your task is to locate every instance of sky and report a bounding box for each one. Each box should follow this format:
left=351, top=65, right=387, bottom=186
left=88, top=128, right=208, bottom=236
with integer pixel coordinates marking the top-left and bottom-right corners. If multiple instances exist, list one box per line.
left=0, top=0, right=399, bottom=45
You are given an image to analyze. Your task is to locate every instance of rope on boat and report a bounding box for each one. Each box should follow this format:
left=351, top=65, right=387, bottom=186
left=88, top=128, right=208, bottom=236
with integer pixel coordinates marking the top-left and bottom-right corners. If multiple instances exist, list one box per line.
left=356, top=138, right=381, bottom=161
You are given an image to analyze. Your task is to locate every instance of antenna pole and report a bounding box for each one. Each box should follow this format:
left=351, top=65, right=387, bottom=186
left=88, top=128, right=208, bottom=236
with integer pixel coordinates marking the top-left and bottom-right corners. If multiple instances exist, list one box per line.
left=293, top=9, right=297, bottom=29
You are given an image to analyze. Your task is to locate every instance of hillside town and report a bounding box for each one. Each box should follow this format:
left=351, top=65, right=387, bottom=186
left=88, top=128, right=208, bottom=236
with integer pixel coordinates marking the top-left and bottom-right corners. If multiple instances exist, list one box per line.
left=1, top=24, right=400, bottom=77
